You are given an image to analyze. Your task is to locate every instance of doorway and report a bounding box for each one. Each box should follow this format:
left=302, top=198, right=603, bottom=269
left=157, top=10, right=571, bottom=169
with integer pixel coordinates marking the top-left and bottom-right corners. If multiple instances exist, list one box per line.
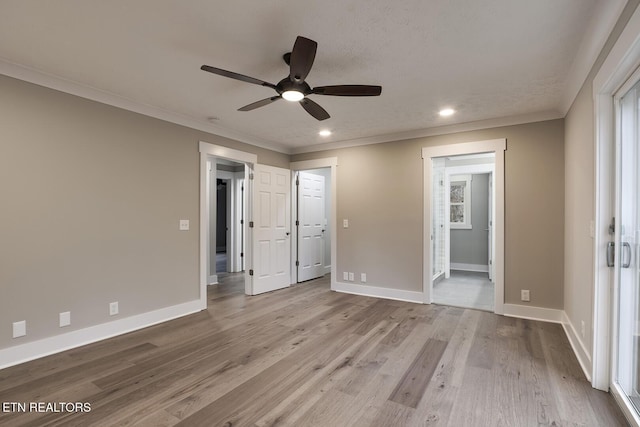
left=422, top=139, right=506, bottom=314
left=213, top=160, right=245, bottom=281
left=199, top=142, right=256, bottom=305
left=294, top=168, right=332, bottom=283
left=431, top=154, right=496, bottom=311
left=289, top=158, right=338, bottom=288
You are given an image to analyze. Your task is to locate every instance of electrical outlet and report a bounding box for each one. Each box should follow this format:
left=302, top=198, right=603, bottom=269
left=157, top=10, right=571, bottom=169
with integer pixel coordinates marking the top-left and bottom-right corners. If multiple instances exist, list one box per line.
left=348, top=272, right=354, bottom=281
left=361, top=273, right=367, bottom=283
left=109, top=302, right=119, bottom=316
left=581, top=320, right=586, bottom=338
left=179, top=219, right=189, bottom=231
left=343, top=272, right=349, bottom=281
left=521, top=290, right=530, bottom=302
left=12, top=321, right=26, bottom=338
left=59, top=311, right=71, bottom=327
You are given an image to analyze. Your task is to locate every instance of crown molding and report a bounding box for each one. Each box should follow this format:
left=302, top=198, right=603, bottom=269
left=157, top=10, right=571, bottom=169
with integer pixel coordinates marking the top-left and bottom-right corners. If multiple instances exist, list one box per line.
left=0, top=59, right=292, bottom=154
left=291, top=110, right=562, bottom=154
left=561, top=0, right=628, bottom=114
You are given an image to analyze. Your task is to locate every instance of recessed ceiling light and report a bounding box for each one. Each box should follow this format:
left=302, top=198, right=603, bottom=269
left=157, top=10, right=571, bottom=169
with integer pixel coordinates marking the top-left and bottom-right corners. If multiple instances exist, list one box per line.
left=439, top=108, right=455, bottom=117
left=319, top=130, right=332, bottom=137
left=282, top=90, right=304, bottom=102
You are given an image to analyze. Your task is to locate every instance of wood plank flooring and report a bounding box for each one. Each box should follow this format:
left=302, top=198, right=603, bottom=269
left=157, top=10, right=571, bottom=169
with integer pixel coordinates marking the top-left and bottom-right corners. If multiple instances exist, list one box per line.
left=0, top=274, right=628, bottom=426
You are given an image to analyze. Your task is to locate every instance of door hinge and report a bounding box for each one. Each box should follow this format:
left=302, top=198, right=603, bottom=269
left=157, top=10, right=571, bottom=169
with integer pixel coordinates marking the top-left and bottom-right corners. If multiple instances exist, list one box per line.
left=240, top=219, right=244, bottom=225
left=296, top=179, right=299, bottom=186
left=249, top=269, right=254, bottom=276
left=240, top=252, right=244, bottom=258
left=295, top=220, right=299, bottom=226
left=609, top=217, right=615, bottom=235
left=296, top=260, right=299, bottom=267
left=249, top=173, right=254, bottom=180
left=249, top=221, right=254, bottom=228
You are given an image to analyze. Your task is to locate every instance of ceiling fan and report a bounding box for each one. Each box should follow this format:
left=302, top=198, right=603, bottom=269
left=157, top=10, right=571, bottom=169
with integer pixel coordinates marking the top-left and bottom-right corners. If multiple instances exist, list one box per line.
left=200, top=36, right=382, bottom=121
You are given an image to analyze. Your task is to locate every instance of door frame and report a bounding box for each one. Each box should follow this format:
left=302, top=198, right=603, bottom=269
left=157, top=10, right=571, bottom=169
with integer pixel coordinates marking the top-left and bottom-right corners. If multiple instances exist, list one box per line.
left=422, top=139, right=506, bottom=314
left=199, top=141, right=256, bottom=307
left=593, top=5, right=640, bottom=406
left=290, top=158, right=338, bottom=288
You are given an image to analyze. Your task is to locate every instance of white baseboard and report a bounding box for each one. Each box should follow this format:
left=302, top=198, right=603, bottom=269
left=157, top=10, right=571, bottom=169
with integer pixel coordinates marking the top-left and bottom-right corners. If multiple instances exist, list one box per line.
left=332, top=281, right=423, bottom=304
left=324, top=265, right=331, bottom=274
left=0, top=299, right=203, bottom=370
left=561, top=312, right=593, bottom=381
left=503, top=303, right=564, bottom=323
left=208, top=274, right=218, bottom=285
left=450, top=263, right=489, bottom=273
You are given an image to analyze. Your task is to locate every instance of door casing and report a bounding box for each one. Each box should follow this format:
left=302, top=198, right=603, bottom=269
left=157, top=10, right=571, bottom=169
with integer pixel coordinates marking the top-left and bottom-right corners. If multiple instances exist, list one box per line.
left=422, top=139, right=506, bottom=314
left=290, top=158, right=338, bottom=289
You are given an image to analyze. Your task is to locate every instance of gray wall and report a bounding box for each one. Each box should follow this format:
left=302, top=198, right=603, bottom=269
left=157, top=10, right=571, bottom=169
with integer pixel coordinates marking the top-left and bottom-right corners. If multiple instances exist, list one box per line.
left=0, top=74, right=289, bottom=350
left=451, top=174, right=489, bottom=266
left=292, top=119, right=565, bottom=309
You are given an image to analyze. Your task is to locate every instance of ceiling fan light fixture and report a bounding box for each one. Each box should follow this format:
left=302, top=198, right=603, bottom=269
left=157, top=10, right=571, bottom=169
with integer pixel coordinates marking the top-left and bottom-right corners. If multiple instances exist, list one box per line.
left=439, top=108, right=455, bottom=117
left=319, top=129, right=331, bottom=136
left=282, top=90, right=304, bottom=102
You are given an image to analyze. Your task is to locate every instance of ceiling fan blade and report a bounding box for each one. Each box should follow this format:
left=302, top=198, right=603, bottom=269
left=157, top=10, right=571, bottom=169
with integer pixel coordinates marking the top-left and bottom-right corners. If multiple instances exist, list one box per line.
left=238, top=96, right=281, bottom=111
left=201, top=65, right=277, bottom=90
left=289, top=36, right=317, bottom=83
left=299, top=98, right=330, bottom=121
left=312, top=85, right=382, bottom=96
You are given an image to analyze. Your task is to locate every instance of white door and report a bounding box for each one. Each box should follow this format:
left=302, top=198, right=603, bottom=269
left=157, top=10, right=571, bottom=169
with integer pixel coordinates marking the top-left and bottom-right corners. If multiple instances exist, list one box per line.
left=613, top=79, right=640, bottom=417
left=298, top=171, right=325, bottom=282
left=251, top=164, right=291, bottom=295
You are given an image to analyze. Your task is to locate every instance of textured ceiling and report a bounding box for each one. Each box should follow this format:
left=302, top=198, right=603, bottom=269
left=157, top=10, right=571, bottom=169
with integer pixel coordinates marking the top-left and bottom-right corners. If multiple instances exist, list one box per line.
left=0, top=0, right=603, bottom=152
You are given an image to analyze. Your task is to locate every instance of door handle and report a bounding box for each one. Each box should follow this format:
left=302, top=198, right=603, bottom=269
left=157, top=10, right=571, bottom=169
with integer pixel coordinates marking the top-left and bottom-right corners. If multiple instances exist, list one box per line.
left=622, top=242, right=632, bottom=268
left=607, top=242, right=615, bottom=267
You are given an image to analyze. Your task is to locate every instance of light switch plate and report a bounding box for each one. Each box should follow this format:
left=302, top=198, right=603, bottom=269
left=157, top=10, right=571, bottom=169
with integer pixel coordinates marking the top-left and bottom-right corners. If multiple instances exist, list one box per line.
left=179, top=219, right=190, bottom=231
left=343, top=272, right=349, bottom=281
left=361, top=273, right=367, bottom=283
left=348, top=272, right=354, bottom=281
left=343, top=219, right=349, bottom=228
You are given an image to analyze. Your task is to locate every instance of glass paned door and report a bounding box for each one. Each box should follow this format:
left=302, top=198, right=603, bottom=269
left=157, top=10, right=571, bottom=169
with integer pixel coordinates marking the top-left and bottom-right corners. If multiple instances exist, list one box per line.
left=615, top=79, right=640, bottom=414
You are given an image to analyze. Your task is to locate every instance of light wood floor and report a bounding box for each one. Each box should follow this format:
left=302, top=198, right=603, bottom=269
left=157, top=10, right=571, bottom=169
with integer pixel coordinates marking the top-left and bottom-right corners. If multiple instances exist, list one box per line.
left=0, top=274, right=628, bottom=426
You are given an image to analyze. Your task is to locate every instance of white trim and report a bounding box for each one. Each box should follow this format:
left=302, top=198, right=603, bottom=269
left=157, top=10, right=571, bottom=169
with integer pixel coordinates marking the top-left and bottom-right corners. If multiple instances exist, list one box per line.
left=592, top=2, right=640, bottom=392
left=333, top=281, right=423, bottom=304
left=208, top=274, right=218, bottom=285
left=289, top=158, right=338, bottom=290
left=422, top=139, right=506, bottom=315
left=561, top=312, right=593, bottom=382
left=293, top=112, right=559, bottom=155
left=450, top=263, right=489, bottom=273
left=503, top=303, right=563, bottom=323
left=0, top=300, right=202, bottom=370
left=0, top=60, right=290, bottom=154
left=199, top=141, right=258, bottom=164
left=611, top=382, right=640, bottom=427
left=561, top=0, right=628, bottom=113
